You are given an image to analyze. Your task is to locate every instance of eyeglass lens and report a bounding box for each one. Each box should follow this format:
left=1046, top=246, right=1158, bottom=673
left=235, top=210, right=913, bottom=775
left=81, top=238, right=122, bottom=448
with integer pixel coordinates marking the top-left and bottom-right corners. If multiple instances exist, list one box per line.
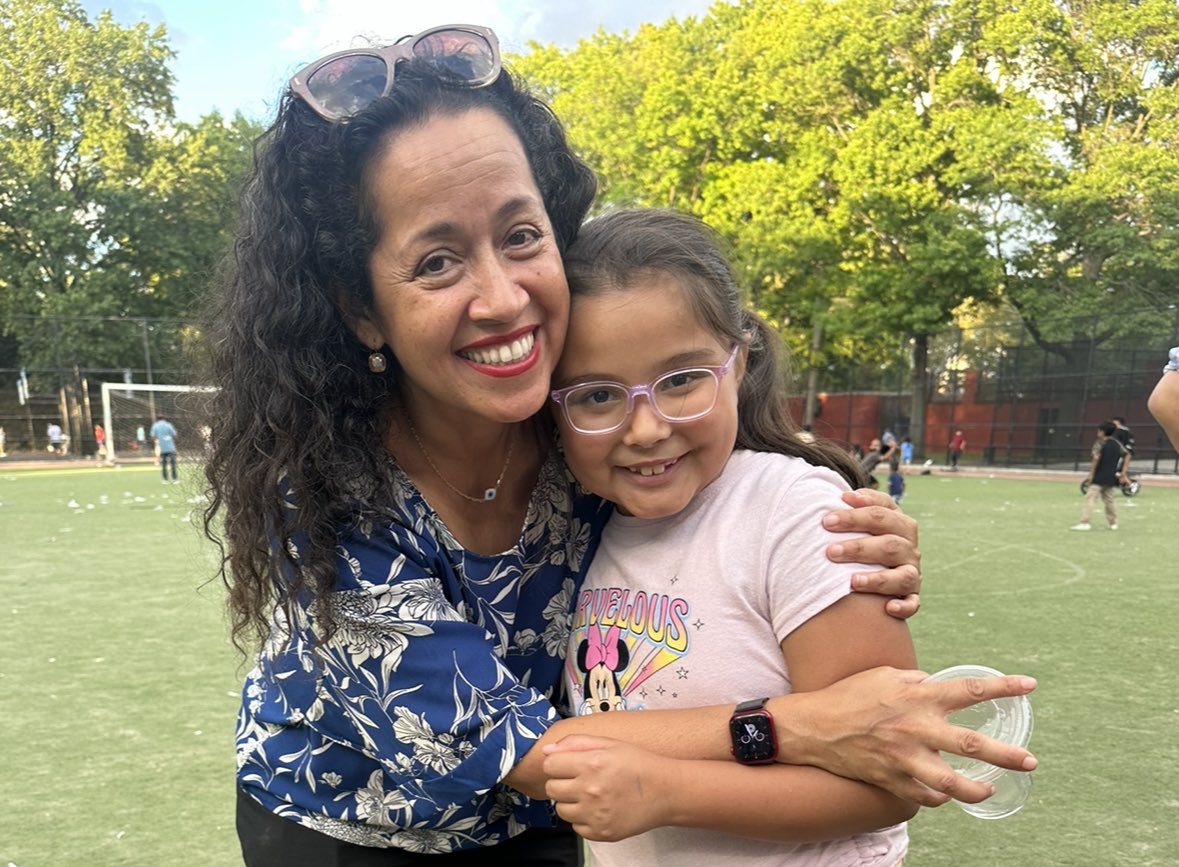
left=414, top=30, right=496, bottom=80
left=564, top=369, right=720, bottom=432
left=305, top=30, right=495, bottom=118
left=307, top=55, right=387, bottom=118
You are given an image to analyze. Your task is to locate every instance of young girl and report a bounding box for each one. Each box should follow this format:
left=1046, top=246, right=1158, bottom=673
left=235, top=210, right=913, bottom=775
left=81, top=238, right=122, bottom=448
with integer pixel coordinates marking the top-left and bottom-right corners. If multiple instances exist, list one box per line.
left=546, top=208, right=919, bottom=866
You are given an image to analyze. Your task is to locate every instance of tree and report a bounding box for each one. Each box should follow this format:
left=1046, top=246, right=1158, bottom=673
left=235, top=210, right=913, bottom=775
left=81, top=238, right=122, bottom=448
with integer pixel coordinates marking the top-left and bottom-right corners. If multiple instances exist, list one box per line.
left=983, top=0, right=1179, bottom=356
left=520, top=1, right=1025, bottom=453
left=518, top=0, right=1179, bottom=455
left=0, top=0, right=259, bottom=375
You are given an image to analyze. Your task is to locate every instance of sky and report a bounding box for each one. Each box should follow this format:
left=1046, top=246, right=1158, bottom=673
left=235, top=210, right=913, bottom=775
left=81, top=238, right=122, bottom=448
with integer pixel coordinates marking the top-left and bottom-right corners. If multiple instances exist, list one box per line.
left=80, top=0, right=719, bottom=123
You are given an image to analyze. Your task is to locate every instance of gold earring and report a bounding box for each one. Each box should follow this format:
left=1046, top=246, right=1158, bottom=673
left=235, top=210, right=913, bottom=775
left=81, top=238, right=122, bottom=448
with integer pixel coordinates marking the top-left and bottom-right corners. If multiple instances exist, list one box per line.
left=367, top=350, right=387, bottom=374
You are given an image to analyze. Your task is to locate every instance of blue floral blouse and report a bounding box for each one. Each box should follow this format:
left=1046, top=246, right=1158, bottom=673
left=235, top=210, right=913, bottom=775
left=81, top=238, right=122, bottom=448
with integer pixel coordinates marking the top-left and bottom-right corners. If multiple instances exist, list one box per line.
left=235, top=446, right=612, bottom=852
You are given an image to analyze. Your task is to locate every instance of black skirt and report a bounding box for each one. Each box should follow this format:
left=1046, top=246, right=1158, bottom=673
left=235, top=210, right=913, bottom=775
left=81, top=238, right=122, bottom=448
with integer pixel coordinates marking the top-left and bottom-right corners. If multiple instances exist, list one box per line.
left=236, top=787, right=583, bottom=867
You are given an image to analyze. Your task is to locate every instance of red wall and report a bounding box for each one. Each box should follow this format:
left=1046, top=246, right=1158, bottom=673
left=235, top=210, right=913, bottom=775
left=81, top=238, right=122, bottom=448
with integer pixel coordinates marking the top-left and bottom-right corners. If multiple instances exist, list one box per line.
left=785, top=368, right=1174, bottom=462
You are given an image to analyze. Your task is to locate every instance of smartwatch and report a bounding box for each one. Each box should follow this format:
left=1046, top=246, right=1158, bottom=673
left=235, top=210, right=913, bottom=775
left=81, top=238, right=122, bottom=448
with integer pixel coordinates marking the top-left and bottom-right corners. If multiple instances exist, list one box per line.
left=729, top=697, right=777, bottom=764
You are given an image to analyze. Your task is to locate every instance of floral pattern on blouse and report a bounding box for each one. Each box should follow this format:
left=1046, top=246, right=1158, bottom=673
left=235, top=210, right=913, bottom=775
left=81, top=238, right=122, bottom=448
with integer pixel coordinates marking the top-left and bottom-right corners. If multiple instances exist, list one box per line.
left=236, top=447, right=611, bottom=851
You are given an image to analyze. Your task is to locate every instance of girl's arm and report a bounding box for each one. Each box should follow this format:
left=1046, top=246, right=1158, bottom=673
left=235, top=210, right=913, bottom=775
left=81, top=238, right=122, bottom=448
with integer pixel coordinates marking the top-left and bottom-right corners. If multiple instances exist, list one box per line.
left=542, top=739, right=916, bottom=843
left=538, top=593, right=920, bottom=842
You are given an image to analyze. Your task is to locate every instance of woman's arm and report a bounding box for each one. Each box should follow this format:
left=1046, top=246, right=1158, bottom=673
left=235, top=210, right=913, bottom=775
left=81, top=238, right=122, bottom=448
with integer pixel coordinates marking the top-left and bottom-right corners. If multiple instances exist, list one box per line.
left=540, top=594, right=921, bottom=842
left=511, top=666, right=1037, bottom=805
left=827, top=488, right=922, bottom=618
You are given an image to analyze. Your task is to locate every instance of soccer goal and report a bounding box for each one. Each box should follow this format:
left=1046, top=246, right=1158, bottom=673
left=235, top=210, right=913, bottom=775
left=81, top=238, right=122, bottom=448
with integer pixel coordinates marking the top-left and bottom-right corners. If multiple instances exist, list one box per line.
left=99, top=382, right=218, bottom=464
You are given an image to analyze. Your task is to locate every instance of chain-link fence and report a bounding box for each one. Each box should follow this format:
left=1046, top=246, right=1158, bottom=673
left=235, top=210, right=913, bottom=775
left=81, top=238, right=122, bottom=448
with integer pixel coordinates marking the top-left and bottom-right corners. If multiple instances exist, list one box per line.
left=797, top=308, right=1179, bottom=475
left=0, top=315, right=199, bottom=457
left=3, top=310, right=1177, bottom=473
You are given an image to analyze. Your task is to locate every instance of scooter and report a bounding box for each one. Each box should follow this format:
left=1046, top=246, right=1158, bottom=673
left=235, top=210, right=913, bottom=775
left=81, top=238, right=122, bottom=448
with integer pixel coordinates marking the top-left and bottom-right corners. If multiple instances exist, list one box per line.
left=1079, top=475, right=1140, bottom=498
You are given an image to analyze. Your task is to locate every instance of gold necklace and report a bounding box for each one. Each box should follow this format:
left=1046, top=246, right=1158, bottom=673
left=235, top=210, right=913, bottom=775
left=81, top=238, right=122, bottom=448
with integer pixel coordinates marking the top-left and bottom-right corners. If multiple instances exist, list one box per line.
left=407, top=419, right=515, bottom=503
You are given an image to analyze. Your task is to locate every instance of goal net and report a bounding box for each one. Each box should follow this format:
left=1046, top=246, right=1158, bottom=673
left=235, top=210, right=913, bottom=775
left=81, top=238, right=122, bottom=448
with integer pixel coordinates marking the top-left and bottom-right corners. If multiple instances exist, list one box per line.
left=99, top=382, right=218, bottom=463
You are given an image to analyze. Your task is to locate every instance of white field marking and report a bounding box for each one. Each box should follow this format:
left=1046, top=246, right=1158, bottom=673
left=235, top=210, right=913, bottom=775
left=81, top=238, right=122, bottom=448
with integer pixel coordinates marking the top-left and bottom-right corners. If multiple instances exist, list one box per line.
left=936, top=543, right=1086, bottom=596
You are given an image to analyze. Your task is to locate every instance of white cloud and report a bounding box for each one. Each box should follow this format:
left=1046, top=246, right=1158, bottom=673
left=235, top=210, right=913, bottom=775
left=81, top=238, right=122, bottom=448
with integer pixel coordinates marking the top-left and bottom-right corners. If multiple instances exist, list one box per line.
left=276, top=0, right=718, bottom=64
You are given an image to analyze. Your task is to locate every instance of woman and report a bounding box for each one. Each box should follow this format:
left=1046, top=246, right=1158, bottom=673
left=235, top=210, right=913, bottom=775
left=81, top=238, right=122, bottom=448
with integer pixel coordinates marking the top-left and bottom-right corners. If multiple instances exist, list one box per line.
left=202, top=24, right=1036, bottom=865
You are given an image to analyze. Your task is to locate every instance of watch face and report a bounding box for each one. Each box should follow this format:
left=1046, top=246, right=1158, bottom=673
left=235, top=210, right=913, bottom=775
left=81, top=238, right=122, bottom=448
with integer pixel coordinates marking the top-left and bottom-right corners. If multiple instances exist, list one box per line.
left=730, top=711, right=776, bottom=764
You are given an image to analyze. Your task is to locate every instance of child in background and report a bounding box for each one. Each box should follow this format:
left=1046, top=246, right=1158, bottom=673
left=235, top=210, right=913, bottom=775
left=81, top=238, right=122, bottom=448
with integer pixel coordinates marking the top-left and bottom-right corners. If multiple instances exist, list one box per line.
left=888, top=457, right=906, bottom=504
left=948, top=429, right=966, bottom=470
left=546, top=208, right=917, bottom=866
left=900, top=436, right=913, bottom=466
left=1071, top=420, right=1125, bottom=531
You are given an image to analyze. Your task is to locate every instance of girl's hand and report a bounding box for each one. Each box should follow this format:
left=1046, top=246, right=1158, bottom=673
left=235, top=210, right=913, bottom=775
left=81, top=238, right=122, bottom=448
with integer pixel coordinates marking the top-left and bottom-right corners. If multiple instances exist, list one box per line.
left=781, top=666, right=1038, bottom=807
left=823, top=488, right=921, bottom=619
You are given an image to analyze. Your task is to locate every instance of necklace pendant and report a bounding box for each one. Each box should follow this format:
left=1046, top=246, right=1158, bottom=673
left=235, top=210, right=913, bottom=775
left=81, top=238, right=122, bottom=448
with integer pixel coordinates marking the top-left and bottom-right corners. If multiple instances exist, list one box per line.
left=483, top=488, right=497, bottom=501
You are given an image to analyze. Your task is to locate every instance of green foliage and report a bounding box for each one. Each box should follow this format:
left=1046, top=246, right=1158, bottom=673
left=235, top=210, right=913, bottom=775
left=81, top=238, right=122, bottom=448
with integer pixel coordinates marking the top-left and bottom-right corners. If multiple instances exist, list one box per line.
left=0, top=0, right=261, bottom=371
left=516, top=0, right=1179, bottom=377
left=974, top=0, right=1179, bottom=354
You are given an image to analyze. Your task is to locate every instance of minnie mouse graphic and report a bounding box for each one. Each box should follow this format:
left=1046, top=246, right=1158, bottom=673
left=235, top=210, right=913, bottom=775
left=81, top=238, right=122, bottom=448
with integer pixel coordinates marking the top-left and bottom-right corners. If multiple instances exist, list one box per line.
left=576, top=623, right=630, bottom=714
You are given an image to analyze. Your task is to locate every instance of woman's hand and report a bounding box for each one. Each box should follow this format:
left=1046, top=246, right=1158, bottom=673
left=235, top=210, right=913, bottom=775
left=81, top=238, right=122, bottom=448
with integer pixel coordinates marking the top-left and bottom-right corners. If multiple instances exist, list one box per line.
left=780, top=666, right=1038, bottom=807
left=823, top=488, right=921, bottom=619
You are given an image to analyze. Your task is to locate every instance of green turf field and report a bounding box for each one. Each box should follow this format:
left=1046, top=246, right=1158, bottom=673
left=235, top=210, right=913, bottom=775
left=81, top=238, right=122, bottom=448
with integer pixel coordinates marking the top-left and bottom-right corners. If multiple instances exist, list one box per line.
left=1, top=465, right=1176, bottom=866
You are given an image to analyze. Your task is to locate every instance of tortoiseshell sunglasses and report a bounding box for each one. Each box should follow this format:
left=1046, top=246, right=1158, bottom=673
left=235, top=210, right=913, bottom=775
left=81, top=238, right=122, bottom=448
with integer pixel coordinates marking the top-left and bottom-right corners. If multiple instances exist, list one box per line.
left=289, top=24, right=500, bottom=122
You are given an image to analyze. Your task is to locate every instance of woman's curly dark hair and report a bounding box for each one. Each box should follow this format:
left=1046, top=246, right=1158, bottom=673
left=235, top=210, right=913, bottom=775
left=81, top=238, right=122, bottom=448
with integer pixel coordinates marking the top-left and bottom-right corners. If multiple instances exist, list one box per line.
left=201, top=62, right=597, bottom=655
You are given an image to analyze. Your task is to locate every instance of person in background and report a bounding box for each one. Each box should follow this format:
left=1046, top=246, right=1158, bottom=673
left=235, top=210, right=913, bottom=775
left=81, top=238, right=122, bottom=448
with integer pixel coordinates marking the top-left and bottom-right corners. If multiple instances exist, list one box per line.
left=1148, top=347, right=1179, bottom=450
left=1071, top=420, right=1125, bottom=531
left=1110, top=416, right=1134, bottom=454
left=47, top=421, right=63, bottom=454
left=900, top=436, right=913, bottom=466
left=858, top=436, right=885, bottom=477
left=200, top=23, right=1036, bottom=864
left=948, top=429, right=966, bottom=470
left=150, top=413, right=178, bottom=483
left=0, top=425, right=7, bottom=458
left=1110, top=415, right=1134, bottom=481
left=888, top=457, right=906, bottom=504
left=94, top=423, right=107, bottom=462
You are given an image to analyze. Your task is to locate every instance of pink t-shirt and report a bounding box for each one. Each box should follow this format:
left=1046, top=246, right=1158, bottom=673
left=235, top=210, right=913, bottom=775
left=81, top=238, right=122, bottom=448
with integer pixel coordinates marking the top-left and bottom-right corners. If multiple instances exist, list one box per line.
left=564, top=449, right=909, bottom=867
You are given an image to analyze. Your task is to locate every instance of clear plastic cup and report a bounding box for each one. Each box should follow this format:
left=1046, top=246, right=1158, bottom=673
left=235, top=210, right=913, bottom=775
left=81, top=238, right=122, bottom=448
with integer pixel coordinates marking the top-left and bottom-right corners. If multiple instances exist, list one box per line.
left=925, top=664, right=1034, bottom=819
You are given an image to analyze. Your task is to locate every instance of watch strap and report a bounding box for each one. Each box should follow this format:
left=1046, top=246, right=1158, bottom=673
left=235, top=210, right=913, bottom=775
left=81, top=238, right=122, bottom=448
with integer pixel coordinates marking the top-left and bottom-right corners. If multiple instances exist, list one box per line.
left=735, top=697, right=770, bottom=713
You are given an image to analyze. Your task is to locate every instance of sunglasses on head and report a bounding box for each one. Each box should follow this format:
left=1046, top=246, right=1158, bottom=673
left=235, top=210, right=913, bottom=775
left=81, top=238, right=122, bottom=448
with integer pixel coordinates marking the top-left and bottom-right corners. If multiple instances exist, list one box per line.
left=289, top=24, right=501, bottom=122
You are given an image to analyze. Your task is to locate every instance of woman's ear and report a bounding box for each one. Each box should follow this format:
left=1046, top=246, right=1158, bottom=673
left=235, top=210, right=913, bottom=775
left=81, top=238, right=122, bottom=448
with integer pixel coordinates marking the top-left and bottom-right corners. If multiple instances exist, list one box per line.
left=337, top=290, right=384, bottom=351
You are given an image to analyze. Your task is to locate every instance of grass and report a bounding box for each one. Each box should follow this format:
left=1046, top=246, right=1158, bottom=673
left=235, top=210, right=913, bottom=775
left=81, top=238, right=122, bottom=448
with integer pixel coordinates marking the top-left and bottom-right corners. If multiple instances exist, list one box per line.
left=903, top=472, right=1179, bottom=866
left=1, top=463, right=1176, bottom=866
left=0, top=463, right=240, bottom=867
